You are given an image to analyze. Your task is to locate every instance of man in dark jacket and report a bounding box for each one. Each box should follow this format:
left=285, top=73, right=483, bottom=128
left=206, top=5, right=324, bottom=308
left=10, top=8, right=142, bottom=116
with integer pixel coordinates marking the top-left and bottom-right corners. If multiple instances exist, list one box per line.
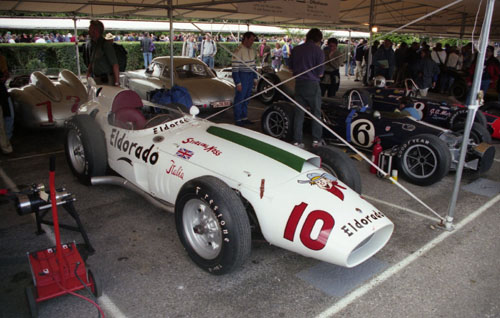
left=85, top=20, right=120, bottom=86
left=289, top=28, right=325, bottom=148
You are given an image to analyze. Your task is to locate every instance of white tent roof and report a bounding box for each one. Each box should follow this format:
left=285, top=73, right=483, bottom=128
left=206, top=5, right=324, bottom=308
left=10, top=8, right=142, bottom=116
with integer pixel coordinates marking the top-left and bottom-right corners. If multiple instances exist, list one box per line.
left=0, top=0, right=499, bottom=39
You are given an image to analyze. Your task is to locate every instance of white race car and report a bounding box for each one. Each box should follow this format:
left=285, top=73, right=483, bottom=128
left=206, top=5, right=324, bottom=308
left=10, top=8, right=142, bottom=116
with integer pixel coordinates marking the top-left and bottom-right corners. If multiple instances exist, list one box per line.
left=65, top=82, right=394, bottom=275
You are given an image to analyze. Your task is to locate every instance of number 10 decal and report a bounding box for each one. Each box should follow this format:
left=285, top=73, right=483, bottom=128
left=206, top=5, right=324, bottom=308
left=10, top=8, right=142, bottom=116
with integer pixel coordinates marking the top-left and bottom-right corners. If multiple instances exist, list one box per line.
left=283, top=202, right=335, bottom=250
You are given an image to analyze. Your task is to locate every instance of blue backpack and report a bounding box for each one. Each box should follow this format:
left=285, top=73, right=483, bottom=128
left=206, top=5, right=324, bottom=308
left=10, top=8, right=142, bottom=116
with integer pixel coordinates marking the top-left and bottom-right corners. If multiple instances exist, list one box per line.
left=151, top=85, right=193, bottom=111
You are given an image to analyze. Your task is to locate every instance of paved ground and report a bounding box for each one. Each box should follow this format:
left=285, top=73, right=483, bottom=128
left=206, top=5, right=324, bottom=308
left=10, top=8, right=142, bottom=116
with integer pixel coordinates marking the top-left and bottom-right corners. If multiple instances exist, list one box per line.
left=1, top=74, right=499, bottom=318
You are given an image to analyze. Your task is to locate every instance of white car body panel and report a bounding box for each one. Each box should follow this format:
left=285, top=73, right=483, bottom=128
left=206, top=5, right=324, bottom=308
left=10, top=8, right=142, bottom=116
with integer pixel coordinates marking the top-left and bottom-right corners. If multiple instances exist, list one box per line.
left=83, top=85, right=393, bottom=268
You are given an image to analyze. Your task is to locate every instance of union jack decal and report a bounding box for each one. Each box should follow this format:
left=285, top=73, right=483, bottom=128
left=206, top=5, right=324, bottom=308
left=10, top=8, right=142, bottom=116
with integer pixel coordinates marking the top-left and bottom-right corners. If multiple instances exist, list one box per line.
left=176, top=148, right=193, bottom=160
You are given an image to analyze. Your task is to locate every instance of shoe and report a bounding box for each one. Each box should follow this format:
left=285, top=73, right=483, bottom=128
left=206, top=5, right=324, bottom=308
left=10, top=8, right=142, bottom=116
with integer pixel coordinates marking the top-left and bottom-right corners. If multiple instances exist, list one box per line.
left=293, top=142, right=305, bottom=149
left=354, top=79, right=360, bottom=82
left=312, top=140, right=325, bottom=148
left=242, top=119, right=253, bottom=125
left=235, top=121, right=244, bottom=127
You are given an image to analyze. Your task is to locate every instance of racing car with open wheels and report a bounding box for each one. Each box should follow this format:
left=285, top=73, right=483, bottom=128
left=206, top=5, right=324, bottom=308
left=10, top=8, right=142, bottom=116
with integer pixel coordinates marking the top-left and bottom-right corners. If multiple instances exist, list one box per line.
left=64, top=79, right=394, bottom=275
left=261, top=89, right=495, bottom=186
left=350, top=78, right=500, bottom=141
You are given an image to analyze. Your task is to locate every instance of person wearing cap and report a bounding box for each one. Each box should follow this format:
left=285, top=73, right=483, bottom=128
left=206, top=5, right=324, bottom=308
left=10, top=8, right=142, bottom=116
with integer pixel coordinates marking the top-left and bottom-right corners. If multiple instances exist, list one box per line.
left=85, top=19, right=120, bottom=86
left=232, top=31, right=257, bottom=126
left=298, top=172, right=346, bottom=201
left=105, top=33, right=115, bottom=42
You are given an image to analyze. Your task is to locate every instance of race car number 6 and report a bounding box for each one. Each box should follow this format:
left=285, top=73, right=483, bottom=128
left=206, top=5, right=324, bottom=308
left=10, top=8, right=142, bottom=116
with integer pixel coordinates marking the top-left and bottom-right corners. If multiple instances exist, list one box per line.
left=283, top=202, right=334, bottom=251
left=351, top=119, right=375, bottom=147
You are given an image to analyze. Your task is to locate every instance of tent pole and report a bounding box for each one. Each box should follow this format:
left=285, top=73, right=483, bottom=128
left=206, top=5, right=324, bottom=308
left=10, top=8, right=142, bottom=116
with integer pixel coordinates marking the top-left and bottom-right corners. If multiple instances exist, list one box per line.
left=347, top=29, right=352, bottom=79
left=73, top=17, right=81, bottom=77
left=445, top=0, right=495, bottom=230
left=169, top=0, right=174, bottom=86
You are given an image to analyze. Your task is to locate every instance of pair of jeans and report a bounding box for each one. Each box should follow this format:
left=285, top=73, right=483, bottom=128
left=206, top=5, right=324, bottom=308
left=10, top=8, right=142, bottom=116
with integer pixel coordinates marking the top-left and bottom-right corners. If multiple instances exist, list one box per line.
left=293, top=79, right=322, bottom=143
left=233, top=73, right=254, bottom=123
left=202, top=56, right=214, bottom=69
left=143, top=52, right=152, bottom=69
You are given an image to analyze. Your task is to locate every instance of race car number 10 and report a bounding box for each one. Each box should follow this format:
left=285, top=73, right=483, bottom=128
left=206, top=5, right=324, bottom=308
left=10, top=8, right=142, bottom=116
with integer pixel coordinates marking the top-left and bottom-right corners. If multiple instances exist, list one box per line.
left=284, top=202, right=335, bottom=251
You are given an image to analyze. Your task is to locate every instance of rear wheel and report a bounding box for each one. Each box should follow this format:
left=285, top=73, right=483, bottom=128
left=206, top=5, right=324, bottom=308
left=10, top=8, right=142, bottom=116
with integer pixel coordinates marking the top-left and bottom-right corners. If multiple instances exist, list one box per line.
left=261, top=102, right=295, bottom=141
left=175, top=176, right=251, bottom=275
left=396, top=134, right=451, bottom=186
left=455, top=122, right=492, bottom=144
left=450, top=79, right=467, bottom=101
left=65, top=115, right=107, bottom=185
left=312, top=146, right=362, bottom=194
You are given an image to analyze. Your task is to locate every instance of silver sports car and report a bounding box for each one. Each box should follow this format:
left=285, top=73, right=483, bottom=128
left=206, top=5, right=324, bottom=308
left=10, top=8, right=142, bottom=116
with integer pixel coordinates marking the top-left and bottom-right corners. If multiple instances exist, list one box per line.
left=122, top=56, right=235, bottom=112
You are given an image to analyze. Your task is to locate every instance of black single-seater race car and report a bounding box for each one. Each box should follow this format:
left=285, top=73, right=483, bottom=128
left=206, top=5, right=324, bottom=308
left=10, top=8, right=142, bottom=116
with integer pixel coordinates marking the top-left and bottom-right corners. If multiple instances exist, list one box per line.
left=351, top=79, right=500, bottom=141
left=261, top=89, right=496, bottom=186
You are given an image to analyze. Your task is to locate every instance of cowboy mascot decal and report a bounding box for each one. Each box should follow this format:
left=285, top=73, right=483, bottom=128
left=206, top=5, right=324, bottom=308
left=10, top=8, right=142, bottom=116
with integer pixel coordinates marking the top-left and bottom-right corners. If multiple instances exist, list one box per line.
left=298, top=173, right=346, bottom=201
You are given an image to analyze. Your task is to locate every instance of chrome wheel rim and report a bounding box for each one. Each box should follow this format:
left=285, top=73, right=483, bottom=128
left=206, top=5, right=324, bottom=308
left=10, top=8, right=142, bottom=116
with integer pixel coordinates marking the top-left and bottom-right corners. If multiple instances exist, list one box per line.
left=182, top=198, right=222, bottom=260
left=67, top=130, right=86, bottom=174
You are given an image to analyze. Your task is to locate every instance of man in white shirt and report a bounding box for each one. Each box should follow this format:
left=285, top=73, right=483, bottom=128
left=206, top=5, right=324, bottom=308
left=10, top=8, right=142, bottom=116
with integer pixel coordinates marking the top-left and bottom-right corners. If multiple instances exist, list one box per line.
left=200, top=33, right=217, bottom=69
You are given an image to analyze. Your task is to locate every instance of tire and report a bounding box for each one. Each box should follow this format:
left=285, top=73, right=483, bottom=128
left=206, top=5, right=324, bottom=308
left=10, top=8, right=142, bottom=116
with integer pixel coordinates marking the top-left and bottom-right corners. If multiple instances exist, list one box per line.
left=175, top=176, right=251, bottom=275
left=481, top=101, right=500, bottom=112
left=65, top=114, right=107, bottom=185
left=261, top=102, right=295, bottom=141
left=396, top=134, right=451, bottom=186
left=312, top=145, right=362, bottom=194
left=450, top=109, right=488, bottom=130
left=450, top=79, right=467, bottom=101
left=455, top=122, right=492, bottom=144
left=257, top=74, right=280, bottom=104
left=88, top=269, right=102, bottom=298
left=25, top=286, right=38, bottom=318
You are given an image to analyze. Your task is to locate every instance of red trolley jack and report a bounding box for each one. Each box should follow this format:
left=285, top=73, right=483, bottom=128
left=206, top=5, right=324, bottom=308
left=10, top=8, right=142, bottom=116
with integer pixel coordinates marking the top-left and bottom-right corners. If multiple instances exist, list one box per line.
left=22, top=157, right=102, bottom=317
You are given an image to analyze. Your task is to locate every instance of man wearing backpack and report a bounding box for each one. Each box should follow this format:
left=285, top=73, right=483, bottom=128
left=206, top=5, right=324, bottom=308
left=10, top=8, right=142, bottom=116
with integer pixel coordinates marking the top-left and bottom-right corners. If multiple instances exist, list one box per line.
left=140, top=32, right=154, bottom=69
left=85, top=19, right=120, bottom=86
left=200, top=33, right=217, bottom=69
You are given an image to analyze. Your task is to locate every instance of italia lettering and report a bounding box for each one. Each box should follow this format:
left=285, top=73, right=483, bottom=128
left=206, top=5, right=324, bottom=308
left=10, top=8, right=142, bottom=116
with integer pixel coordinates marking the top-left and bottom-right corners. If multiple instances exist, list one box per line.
left=165, top=160, right=184, bottom=179
left=110, top=128, right=159, bottom=165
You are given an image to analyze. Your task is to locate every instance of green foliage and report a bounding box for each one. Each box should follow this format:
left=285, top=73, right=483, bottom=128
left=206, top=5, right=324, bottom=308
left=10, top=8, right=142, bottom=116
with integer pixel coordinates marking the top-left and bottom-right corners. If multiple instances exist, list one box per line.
left=0, top=41, right=243, bottom=73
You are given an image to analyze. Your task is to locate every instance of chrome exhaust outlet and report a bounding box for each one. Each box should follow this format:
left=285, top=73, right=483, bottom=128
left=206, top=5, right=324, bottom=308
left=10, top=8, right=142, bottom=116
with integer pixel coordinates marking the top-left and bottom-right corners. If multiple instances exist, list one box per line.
left=91, top=176, right=175, bottom=213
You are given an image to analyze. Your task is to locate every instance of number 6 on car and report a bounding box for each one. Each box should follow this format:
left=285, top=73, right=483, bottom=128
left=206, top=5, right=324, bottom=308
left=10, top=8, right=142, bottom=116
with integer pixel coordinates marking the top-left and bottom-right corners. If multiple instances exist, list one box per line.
left=65, top=73, right=394, bottom=274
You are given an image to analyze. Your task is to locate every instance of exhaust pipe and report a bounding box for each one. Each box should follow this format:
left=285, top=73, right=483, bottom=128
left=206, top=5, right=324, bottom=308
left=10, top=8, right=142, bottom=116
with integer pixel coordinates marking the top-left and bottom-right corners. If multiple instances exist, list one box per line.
left=91, top=176, right=175, bottom=213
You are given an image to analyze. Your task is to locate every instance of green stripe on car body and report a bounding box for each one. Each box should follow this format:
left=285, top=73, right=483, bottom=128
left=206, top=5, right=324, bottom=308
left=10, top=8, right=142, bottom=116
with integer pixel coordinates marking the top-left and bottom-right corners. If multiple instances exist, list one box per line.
left=207, top=126, right=305, bottom=172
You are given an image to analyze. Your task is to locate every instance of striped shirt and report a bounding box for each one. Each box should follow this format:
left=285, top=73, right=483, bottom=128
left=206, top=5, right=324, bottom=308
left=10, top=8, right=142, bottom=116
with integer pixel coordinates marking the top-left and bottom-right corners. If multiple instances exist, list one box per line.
left=232, top=44, right=257, bottom=84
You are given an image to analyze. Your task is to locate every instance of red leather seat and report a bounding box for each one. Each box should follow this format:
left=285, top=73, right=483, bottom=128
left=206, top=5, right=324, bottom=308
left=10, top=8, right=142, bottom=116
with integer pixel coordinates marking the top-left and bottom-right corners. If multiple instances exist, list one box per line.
left=111, top=90, right=146, bottom=130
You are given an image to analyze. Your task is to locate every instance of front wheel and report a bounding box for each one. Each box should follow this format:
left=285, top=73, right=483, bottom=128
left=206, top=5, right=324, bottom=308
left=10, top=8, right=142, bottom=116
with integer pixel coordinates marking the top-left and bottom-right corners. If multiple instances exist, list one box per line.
left=175, top=176, right=251, bottom=275
left=65, top=115, right=107, bottom=185
left=396, top=134, right=451, bottom=186
left=312, top=146, right=362, bottom=194
left=261, top=102, right=295, bottom=141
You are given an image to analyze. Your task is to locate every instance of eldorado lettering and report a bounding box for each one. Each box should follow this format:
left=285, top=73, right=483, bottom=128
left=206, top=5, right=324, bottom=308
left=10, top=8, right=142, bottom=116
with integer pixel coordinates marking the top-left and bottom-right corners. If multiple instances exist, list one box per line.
left=110, top=128, right=159, bottom=165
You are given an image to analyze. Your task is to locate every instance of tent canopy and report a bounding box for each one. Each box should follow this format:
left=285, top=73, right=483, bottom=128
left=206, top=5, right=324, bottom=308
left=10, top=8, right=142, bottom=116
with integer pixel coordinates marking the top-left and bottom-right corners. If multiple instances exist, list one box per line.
left=0, top=0, right=499, bottom=40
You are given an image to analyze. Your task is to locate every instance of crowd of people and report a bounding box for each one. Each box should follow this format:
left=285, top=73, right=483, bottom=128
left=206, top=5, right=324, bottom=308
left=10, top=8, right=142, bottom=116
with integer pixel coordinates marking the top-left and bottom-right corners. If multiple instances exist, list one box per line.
left=2, top=22, right=500, bottom=154
left=349, top=38, right=500, bottom=98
